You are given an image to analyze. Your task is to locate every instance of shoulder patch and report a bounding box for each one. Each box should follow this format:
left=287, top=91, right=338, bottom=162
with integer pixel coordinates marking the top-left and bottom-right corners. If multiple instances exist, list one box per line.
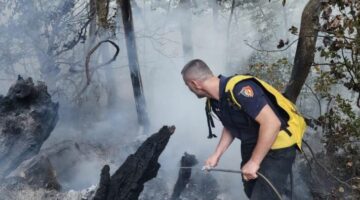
left=239, top=85, right=254, bottom=97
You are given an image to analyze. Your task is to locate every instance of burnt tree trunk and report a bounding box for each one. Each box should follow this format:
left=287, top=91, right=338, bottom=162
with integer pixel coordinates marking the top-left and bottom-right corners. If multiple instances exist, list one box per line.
left=179, top=0, right=193, bottom=61
left=93, top=126, right=176, bottom=200
left=117, top=0, right=150, bottom=131
left=171, top=152, right=198, bottom=200
left=284, top=0, right=321, bottom=103
left=0, top=76, right=59, bottom=178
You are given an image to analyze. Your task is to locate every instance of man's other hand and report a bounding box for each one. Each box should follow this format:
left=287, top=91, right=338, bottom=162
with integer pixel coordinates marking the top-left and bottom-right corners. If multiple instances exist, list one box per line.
left=241, top=160, right=259, bottom=181
left=205, top=154, right=220, bottom=169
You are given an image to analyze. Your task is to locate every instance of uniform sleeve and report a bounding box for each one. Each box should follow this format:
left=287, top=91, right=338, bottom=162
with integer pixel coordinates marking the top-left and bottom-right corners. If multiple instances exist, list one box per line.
left=233, top=80, right=268, bottom=120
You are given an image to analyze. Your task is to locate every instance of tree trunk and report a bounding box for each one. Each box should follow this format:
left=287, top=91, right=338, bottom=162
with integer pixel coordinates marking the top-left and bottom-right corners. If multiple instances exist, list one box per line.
left=179, top=0, right=193, bottom=62
left=96, top=0, right=110, bottom=29
left=117, top=0, right=150, bottom=131
left=284, top=0, right=321, bottom=103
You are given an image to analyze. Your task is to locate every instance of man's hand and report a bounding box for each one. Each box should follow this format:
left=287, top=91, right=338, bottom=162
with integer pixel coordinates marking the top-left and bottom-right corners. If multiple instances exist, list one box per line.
left=241, top=160, right=260, bottom=181
left=204, top=153, right=220, bottom=169
left=204, top=127, right=234, bottom=170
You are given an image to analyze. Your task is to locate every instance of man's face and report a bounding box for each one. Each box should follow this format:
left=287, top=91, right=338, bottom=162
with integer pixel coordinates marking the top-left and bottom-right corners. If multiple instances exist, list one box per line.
left=183, top=77, right=207, bottom=99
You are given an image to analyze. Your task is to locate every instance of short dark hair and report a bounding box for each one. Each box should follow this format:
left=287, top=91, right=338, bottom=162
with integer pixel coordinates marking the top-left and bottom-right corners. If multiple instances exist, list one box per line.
left=181, top=59, right=213, bottom=81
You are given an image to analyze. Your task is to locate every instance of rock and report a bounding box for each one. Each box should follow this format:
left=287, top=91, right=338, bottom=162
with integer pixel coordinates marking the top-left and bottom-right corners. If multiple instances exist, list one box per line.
left=6, top=155, right=61, bottom=190
left=0, top=76, right=59, bottom=178
left=39, top=140, right=108, bottom=190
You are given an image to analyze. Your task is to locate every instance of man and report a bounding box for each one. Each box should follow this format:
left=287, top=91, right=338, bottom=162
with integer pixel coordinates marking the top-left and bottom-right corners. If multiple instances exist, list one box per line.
left=181, top=59, right=306, bottom=199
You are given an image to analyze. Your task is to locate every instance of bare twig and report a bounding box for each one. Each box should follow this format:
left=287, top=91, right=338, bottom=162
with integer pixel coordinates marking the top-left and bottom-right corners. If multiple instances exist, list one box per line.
left=302, top=140, right=354, bottom=190
left=304, top=83, right=322, bottom=116
left=55, top=18, right=92, bottom=56
left=244, top=39, right=299, bottom=53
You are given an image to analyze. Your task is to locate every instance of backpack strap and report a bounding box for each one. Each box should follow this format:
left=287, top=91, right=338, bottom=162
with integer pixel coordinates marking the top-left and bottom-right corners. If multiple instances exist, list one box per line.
left=205, top=98, right=217, bottom=139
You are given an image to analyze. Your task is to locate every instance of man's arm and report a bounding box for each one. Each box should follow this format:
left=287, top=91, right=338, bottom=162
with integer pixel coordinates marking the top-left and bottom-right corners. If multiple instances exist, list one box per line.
left=205, top=127, right=234, bottom=168
left=241, top=104, right=281, bottom=180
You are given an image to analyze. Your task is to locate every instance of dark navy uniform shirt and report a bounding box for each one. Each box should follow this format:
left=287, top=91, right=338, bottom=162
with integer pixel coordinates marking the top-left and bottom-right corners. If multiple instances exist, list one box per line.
left=209, top=75, right=287, bottom=157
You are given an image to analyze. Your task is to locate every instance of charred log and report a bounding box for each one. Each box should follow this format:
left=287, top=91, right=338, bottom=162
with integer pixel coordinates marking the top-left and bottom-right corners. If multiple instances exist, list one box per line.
left=171, top=152, right=198, bottom=200
left=93, top=125, right=176, bottom=200
left=0, top=76, right=59, bottom=178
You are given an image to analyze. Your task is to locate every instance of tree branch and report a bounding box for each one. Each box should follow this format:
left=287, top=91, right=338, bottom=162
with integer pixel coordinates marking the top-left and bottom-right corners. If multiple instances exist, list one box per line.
left=76, top=39, right=119, bottom=98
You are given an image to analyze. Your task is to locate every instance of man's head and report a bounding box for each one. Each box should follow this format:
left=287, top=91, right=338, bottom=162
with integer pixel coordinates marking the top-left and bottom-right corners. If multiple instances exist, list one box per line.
left=181, top=59, right=214, bottom=98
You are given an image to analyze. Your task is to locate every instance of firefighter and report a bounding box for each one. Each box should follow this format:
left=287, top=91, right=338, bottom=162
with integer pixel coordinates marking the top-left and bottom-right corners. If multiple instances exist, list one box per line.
left=181, top=59, right=306, bottom=199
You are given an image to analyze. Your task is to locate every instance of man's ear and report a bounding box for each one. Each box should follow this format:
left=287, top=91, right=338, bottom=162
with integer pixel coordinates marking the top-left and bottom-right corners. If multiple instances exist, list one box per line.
left=190, top=80, right=202, bottom=89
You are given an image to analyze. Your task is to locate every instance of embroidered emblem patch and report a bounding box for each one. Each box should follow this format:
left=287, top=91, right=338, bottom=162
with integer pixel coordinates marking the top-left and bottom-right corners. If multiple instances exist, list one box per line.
left=239, top=85, right=254, bottom=97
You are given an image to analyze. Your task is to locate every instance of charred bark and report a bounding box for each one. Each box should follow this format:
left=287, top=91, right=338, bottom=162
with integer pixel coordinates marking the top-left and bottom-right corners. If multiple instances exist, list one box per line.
left=93, top=125, right=176, bottom=200
left=117, top=0, right=150, bottom=131
left=0, top=76, right=59, bottom=178
left=284, top=0, right=321, bottom=103
left=171, top=152, right=198, bottom=200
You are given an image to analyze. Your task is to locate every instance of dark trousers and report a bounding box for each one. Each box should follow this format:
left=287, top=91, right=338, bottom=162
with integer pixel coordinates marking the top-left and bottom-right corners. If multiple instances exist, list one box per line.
left=241, top=144, right=297, bottom=200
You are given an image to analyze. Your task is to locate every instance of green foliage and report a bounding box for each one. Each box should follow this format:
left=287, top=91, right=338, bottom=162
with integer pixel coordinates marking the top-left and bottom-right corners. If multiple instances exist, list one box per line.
left=317, top=1, right=360, bottom=146
left=318, top=1, right=360, bottom=97
left=309, top=1, right=360, bottom=195
left=249, top=57, right=291, bottom=91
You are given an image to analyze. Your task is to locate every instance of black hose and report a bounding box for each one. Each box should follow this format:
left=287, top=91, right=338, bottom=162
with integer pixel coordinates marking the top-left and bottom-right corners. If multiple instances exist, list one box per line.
left=179, top=167, right=283, bottom=200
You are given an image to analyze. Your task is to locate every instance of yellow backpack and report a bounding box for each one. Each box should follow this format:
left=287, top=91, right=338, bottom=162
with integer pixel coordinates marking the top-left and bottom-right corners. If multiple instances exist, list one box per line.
left=225, top=75, right=307, bottom=150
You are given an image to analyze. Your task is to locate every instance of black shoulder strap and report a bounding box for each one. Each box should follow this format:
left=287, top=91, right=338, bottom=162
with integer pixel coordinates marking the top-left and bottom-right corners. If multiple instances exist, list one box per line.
left=205, top=99, right=217, bottom=139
